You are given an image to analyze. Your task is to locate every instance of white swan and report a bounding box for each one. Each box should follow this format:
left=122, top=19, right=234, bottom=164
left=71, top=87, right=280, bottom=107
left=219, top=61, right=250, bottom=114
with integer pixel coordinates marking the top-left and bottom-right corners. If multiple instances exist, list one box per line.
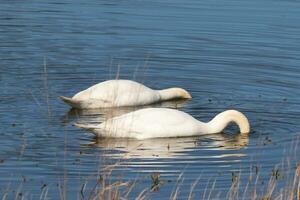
left=75, top=108, right=250, bottom=140
left=60, top=80, right=191, bottom=109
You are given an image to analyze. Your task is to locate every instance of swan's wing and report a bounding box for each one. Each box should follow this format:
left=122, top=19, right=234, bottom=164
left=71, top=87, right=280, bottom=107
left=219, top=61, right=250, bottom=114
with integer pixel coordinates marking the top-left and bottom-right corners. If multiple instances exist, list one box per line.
left=100, top=108, right=203, bottom=139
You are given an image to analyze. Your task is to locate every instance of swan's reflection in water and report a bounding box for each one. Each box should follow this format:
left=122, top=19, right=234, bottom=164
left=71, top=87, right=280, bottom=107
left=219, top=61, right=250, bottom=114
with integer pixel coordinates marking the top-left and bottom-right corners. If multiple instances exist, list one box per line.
left=61, top=99, right=190, bottom=124
left=83, top=133, right=249, bottom=159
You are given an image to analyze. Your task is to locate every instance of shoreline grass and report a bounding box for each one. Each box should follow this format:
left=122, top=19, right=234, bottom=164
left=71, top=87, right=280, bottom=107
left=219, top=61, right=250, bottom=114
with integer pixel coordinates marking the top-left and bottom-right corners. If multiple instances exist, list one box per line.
left=1, top=138, right=299, bottom=200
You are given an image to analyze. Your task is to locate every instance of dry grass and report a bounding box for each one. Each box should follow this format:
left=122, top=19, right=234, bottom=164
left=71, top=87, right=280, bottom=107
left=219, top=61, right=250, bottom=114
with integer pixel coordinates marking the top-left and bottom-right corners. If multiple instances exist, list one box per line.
left=1, top=146, right=299, bottom=200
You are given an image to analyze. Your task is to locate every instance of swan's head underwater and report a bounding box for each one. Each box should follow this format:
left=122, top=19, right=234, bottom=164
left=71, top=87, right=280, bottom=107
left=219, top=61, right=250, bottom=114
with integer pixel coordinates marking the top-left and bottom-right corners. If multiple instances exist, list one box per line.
left=208, top=110, right=250, bottom=134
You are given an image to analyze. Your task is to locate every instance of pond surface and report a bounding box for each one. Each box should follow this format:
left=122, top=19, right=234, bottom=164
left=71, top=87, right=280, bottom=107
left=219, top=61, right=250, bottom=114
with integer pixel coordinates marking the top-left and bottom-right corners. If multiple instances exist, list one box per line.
left=1, top=0, right=300, bottom=199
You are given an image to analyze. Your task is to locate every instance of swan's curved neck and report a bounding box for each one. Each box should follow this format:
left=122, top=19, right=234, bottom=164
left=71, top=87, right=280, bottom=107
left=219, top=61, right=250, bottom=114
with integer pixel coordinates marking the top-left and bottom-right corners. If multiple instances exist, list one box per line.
left=158, top=88, right=191, bottom=101
left=206, top=110, right=250, bottom=134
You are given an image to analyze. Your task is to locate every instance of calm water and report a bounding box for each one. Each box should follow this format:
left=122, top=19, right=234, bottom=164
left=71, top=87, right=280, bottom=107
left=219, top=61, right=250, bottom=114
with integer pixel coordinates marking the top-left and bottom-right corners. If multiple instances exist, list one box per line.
left=1, top=0, right=300, bottom=199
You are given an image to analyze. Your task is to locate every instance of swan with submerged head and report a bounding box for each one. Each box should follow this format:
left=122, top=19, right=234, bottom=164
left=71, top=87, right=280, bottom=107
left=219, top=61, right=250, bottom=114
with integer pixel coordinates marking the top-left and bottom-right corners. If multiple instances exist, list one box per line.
left=60, top=80, right=191, bottom=109
left=75, top=108, right=250, bottom=140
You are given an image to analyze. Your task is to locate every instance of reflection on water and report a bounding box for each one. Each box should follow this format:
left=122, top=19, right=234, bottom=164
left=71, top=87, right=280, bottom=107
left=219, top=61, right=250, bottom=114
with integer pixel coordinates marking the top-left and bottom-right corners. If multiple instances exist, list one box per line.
left=86, top=133, right=249, bottom=159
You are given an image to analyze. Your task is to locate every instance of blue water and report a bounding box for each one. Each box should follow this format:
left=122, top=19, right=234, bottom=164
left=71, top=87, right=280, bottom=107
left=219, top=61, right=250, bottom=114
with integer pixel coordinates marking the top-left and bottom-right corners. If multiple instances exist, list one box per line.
left=1, top=0, right=300, bottom=199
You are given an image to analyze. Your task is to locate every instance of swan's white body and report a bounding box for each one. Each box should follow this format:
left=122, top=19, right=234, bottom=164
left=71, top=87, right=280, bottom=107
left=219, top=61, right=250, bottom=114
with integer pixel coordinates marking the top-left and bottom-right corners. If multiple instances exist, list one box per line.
left=60, top=80, right=191, bottom=109
left=75, top=108, right=250, bottom=140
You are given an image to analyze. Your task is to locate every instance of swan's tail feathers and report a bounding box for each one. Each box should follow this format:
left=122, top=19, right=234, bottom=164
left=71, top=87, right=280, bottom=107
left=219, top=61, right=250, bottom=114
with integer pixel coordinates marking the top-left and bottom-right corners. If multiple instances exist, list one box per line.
left=60, top=96, right=82, bottom=108
left=74, top=123, right=100, bottom=132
